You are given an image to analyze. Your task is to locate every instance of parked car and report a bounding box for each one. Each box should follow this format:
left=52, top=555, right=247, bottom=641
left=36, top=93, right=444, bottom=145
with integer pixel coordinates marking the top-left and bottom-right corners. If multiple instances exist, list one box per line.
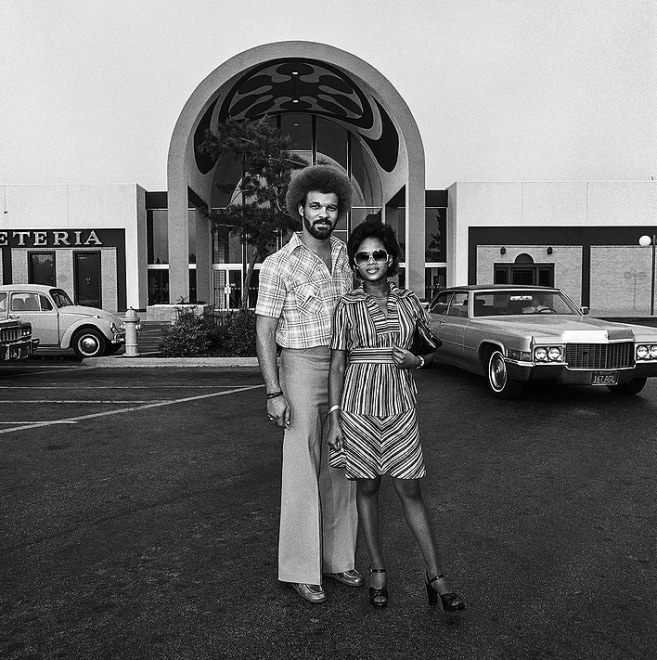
left=427, top=285, right=657, bottom=399
left=0, top=315, right=39, bottom=361
left=0, top=284, right=126, bottom=359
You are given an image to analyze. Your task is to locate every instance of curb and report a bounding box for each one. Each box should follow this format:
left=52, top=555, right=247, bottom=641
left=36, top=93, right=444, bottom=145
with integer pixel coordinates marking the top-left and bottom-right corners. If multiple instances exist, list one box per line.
left=82, top=356, right=260, bottom=369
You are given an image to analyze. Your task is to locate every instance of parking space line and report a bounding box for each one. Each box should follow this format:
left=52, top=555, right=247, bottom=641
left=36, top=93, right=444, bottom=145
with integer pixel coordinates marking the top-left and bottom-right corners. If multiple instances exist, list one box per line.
left=0, top=385, right=255, bottom=389
left=0, top=384, right=264, bottom=435
left=0, top=368, right=83, bottom=378
left=1, top=400, right=173, bottom=404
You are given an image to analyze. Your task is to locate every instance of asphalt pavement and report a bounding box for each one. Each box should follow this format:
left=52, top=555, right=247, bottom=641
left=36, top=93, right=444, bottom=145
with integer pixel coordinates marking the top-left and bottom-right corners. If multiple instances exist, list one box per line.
left=1, top=361, right=656, bottom=660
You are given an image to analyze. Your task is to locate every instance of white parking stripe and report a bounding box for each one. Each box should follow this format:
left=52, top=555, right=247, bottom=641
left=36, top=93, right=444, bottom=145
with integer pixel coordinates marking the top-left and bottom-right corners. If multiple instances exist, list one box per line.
left=0, top=384, right=264, bottom=435
left=0, top=385, right=249, bottom=389
left=1, top=400, right=172, bottom=404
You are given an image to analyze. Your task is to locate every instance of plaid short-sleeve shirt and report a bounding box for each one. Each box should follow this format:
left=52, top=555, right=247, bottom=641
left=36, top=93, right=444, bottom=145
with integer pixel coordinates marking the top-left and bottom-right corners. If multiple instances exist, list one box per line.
left=255, top=233, right=353, bottom=348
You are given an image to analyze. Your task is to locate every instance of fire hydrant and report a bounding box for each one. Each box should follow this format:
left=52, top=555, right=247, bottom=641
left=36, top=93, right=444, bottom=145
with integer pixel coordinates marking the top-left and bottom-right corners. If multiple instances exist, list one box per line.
left=124, top=307, right=140, bottom=357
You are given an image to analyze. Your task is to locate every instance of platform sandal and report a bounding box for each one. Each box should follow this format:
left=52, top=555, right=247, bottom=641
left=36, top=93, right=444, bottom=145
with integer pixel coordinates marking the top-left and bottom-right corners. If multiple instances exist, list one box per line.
left=425, top=573, right=465, bottom=611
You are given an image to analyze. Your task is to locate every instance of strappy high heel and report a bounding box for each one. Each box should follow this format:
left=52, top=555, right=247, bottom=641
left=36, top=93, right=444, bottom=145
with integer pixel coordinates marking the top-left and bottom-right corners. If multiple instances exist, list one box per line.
left=369, top=567, right=388, bottom=609
left=425, top=573, right=465, bottom=611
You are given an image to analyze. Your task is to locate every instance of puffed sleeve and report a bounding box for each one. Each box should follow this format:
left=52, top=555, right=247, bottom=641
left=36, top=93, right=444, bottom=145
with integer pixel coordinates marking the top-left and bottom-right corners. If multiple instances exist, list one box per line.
left=330, top=298, right=350, bottom=350
left=408, top=291, right=429, bottom=325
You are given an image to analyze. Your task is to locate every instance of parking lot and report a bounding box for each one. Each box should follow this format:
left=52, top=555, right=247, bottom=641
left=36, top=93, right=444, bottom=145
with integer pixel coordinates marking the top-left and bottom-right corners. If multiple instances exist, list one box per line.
left=1, top=361, right=656, bottom=659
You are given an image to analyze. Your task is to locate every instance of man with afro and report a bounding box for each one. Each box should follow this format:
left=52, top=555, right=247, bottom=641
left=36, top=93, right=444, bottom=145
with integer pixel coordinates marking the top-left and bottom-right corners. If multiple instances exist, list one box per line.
left=255, top=164, right=362, bottom=604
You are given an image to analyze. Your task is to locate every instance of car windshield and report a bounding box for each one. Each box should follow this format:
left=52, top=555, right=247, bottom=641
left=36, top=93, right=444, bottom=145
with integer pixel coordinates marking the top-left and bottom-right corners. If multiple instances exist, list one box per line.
left=472, top=291, right=580, bottom=317
left=50, top=289, right=74, bottom=308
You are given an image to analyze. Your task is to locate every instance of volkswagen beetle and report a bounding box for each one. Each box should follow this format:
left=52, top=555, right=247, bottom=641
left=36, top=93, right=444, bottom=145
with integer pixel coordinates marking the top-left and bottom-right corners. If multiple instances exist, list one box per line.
left=0, top=284, right=126, bottom=359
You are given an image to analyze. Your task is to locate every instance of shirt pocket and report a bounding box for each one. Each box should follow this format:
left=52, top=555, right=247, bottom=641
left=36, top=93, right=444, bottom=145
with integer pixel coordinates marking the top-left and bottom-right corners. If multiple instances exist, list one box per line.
left=293, top=281, right=323, bottom=316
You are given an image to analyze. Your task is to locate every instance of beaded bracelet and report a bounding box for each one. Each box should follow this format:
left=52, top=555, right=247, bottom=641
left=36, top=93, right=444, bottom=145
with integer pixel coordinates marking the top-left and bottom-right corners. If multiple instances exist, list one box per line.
left=266, top=391, right=284, bottom=399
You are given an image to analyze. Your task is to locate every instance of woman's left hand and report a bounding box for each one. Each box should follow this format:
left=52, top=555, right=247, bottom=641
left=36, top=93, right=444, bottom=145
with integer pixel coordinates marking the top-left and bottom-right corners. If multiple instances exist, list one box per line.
left=392, top=345, right=421, bottom=369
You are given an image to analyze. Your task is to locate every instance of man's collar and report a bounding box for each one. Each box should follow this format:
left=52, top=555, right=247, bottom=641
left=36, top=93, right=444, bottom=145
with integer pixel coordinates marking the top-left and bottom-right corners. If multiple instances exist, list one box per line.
left=288, top=232, right=343, bottom=253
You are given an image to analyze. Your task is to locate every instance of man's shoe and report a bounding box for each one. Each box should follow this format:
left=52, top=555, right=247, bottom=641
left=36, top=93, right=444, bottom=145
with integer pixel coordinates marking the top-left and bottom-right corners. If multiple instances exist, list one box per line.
left=291, top=583, right=327, bottom=604
left=323, top=569, right=365, bottom=587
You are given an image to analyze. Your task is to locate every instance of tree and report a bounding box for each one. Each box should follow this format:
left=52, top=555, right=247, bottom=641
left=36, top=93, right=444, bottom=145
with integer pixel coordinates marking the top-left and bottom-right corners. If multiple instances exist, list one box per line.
left=198, top=116, right=308, bottom=309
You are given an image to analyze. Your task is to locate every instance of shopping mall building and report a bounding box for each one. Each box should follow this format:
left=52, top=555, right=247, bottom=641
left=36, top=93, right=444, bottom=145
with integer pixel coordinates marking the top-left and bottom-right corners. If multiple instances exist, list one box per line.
left=1, top=42, right=656, bottom=316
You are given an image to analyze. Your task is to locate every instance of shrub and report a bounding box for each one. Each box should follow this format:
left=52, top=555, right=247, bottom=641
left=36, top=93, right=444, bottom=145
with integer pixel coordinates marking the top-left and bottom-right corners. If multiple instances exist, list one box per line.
left=159, top=308, right=256, bottom=357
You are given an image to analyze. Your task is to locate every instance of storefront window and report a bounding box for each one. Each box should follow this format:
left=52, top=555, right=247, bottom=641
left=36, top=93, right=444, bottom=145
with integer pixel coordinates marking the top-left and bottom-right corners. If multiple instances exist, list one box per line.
left=425, top=267, right=446, bottom=301
left=425, top=208, right=446, bottom=263
left=316, top=117, right=347, bottom=169
left=281, top=114, right=313, bottom=165
left=148, top=210, right=169, bottom=264
left=213, top=224, right=243, bottom=264
left=29, top=252, right=56, bottom=286
left=148, top=268, right=169, bottom=305
left=188, top=210, right=196, bottom=264
left=387, top=207, right=406, bottom=259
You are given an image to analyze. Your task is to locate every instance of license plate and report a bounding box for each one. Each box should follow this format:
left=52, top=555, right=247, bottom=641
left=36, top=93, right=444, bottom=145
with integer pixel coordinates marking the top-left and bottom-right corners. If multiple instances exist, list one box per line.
left=591, top=372, right=618, bottom=385
left=9, top=348, right=19, bottom=360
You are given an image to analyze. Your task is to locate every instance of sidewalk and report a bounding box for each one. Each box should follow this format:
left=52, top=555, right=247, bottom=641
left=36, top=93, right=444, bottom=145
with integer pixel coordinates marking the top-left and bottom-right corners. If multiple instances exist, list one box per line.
left=96, top=314, right=657, bottom=370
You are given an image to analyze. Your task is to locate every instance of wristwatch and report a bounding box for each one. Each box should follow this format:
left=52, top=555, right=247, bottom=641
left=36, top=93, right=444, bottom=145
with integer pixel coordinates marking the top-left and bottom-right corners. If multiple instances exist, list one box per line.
left=416, top=355, right=425, bottom=369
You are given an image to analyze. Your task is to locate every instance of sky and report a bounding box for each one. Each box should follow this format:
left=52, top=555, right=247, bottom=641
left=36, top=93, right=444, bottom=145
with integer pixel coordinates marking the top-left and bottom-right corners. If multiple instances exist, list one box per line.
left=1, top=0, right=655, bottom=191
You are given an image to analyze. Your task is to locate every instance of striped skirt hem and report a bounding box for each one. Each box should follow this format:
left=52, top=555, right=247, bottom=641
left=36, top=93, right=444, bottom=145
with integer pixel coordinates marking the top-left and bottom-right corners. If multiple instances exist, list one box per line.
left=337, top=408, right=426, bottom=480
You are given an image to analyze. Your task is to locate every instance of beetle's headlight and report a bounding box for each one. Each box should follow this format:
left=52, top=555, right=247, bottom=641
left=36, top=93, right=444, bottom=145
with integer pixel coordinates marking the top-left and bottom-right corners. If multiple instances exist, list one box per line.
left=110, top=322, right=118, bottom=334
left=534, top=347, right=548, bottom=361
left=548, top=347, right=562, bottom=361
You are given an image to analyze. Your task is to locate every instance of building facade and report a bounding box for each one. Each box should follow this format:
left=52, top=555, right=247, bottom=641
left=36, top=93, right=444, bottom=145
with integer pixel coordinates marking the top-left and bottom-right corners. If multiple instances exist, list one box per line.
left=1, top=42, right=656, bottom=316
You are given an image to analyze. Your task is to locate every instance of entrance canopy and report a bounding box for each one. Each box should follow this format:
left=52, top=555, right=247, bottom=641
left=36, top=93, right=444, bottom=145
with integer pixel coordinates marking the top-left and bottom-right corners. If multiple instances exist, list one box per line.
left=167, top=41, right=426, bottom=303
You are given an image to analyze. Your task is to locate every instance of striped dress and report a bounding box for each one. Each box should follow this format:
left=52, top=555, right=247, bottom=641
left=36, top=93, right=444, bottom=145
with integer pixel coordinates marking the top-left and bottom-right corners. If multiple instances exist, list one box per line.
left=330, top=284, right=428, bottom=480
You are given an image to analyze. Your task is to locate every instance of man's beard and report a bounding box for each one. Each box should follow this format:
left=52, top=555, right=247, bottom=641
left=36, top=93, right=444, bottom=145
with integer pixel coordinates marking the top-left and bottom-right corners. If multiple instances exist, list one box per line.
left=304, top=216, right=335, bottom=240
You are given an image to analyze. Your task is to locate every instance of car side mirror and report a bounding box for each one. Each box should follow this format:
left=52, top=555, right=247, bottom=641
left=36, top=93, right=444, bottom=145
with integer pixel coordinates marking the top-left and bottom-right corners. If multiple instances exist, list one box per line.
left=580, top=306, right=589, bottom=315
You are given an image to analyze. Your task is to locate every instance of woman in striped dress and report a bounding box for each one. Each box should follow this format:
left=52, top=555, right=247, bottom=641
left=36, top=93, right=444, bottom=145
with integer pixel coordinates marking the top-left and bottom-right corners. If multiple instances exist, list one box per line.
left=326, top=220, right=465, bottom=612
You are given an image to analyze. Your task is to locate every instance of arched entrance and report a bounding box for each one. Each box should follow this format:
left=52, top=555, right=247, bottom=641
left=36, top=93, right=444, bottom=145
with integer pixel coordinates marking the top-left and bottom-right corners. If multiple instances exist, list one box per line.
left=167, top=41, right=426, bottom=305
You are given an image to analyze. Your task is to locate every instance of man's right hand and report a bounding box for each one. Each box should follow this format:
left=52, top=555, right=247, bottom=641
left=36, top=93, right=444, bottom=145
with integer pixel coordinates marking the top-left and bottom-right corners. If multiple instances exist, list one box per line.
left=267, top=395, right=290, bottom=429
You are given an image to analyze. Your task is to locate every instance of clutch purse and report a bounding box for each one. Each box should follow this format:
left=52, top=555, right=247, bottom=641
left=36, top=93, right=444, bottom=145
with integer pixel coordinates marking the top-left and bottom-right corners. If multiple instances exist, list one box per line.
left=411, top=319, right=442, bottom=355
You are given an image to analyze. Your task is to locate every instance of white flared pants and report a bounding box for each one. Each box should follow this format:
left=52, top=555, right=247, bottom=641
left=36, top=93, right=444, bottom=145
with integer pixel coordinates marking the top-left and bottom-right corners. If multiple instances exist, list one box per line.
left=277, top=347, right=358, bottom=585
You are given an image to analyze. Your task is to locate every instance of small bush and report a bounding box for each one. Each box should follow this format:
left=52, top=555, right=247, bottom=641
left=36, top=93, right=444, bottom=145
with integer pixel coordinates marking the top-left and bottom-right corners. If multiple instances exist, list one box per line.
left=160, top=308, right=256, bottom=357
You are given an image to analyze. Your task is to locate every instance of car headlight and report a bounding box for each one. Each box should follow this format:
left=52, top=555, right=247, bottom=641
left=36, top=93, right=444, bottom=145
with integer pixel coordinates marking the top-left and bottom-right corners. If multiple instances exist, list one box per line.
left=636, top=344, right=657, bottom=360
left=548, top=347, right=562, bottom=361
left=533, top=346, right=564, bottom=362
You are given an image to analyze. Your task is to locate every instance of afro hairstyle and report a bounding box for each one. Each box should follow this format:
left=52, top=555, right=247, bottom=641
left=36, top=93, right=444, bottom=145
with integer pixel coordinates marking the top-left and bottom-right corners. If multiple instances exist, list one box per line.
left=347, top=219, right=401, bottom=277
left=286, top=164, right=353, bottom=222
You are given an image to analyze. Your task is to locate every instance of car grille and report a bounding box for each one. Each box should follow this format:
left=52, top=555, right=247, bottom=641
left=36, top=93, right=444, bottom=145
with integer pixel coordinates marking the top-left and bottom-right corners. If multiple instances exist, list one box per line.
left=565, top=342, right=634, bottom=369
left=0, top=327, right=21, bottom=343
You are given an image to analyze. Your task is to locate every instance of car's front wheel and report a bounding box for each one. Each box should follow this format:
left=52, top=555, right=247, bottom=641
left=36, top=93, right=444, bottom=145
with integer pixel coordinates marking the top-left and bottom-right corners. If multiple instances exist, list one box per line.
left=487, top=349, right=525, bottom=400
left=607, top=377, right=647, bottom=396
left=72, top=328, right=107, bottom=359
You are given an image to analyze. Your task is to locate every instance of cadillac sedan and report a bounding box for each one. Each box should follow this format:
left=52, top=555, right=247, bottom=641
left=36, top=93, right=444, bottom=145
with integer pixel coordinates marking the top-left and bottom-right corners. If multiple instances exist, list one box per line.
left=427, top=285, right=657, bottom=399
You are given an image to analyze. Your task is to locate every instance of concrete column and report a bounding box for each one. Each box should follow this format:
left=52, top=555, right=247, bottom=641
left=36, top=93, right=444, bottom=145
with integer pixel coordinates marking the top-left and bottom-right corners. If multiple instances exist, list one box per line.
left=405, top=175, right=425, bottom=298
left=166, top=182, right=190, bottom=304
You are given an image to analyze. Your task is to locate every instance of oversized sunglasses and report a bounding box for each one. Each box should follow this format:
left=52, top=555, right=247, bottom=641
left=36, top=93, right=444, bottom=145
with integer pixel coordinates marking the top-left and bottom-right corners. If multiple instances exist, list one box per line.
left=354, top=249, right=389, bottom=265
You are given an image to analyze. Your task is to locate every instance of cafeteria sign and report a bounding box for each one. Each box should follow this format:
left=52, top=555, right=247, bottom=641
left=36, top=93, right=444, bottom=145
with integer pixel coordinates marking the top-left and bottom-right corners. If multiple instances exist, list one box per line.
left=0, top=230, right=103, bottom=247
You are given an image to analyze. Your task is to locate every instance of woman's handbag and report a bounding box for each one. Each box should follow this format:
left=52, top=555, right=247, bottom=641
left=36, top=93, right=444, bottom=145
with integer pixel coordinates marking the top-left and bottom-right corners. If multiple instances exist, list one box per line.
left=411, top=318, right=442, bottom=355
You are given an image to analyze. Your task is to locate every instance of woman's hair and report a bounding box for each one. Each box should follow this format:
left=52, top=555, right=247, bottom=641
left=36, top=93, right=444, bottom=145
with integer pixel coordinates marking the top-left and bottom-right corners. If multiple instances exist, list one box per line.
left=286, top=164, right=352, bottom=222
left=347, top=219, right=401, bottom=277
